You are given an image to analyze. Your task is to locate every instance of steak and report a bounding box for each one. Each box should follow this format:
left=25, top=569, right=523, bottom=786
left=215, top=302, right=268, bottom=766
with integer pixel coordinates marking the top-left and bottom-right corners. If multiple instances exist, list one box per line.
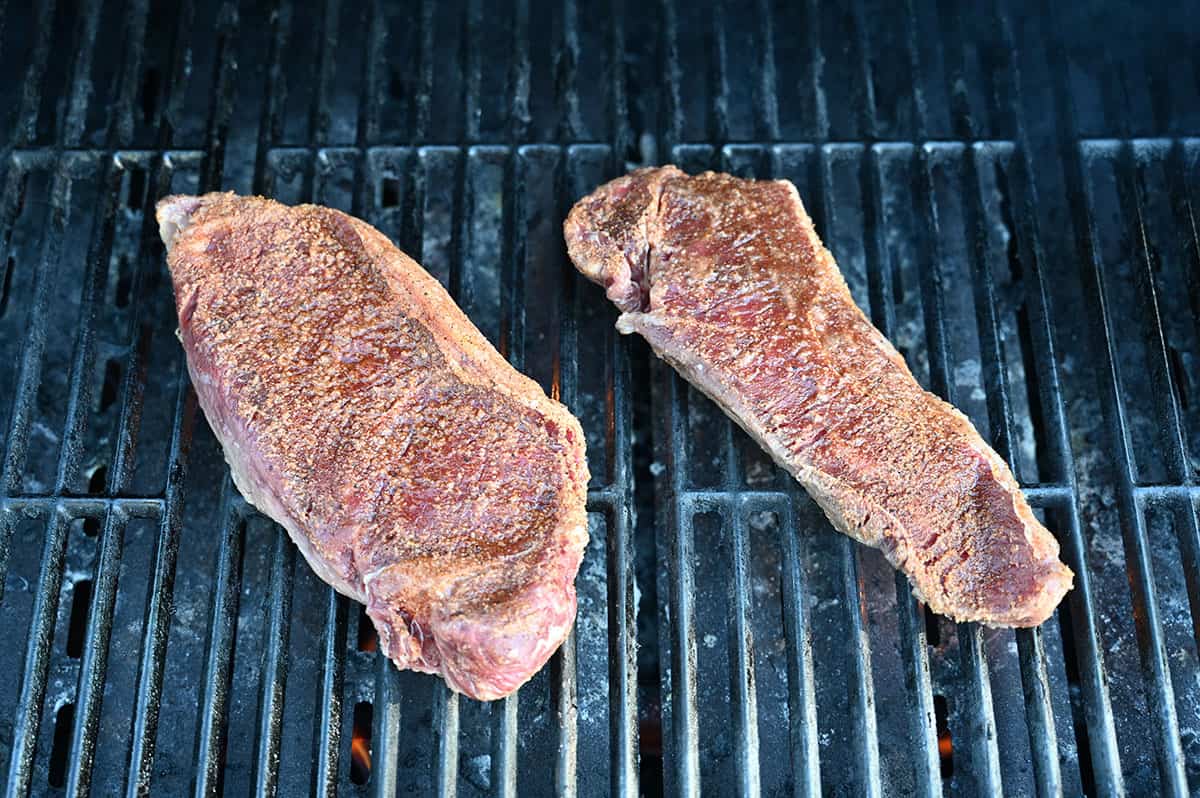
left=564, top=167, right=1072, bottom=627
left=158, top=193, right=589, bottom=699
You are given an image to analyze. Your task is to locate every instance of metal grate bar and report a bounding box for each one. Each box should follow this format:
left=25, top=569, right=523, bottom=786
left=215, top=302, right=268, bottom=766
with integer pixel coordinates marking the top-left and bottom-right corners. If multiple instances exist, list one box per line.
left=0, top=164, right=28, bottom=597
left=566, top=140, right=641, bottom=798
left=658, top=0, right=682, bottom=153
left=859, top=141, right=941, bottom=798
left=1110, top=143, right=1192, bottom=483
left=813, top=145, right=883, bottom=798
left=1014, top=627, right=1061, bottom=795
left=460, top=0, right=482, bottom=143
left=1075, top=145, right=1189, bottom=797
left=499, top=150, right=527, bottom=370
left=722, top=431, right=761, bottom=798
left=60, top=0, right=103, bottom=147
left=804, top=0, right=830, bottom=142
left=1107, top=140, right=1200, bottom=652
left=1, top=164, right=70, bottom=495
left=752, top=0, right=779, bottom=141
left=1041, top=8, right=1192, bottom=788
left=365, top=146, right=410, bottom=797
left=120, top=10, right=211, bottom=777
left=661, top=369, right=700, bottom=796
left=105, top=157, right=198, bottom=483
left=251, top=533, right=294, bottom=798
left=901, top=0, right=930, bottom=141
left=1159, top=139, right=1200, bottom=657
left=157, top=0, right=198, bottom=148
left=959, top=140, right=1062, bottom=796
left=493, top=693, right=519, bottom=797
left=3, top=508, right=69, bottom=797
left=65, top=505, right=126, bottom=797
left=309, top=0, right=342, bottom=146
left=1, top=494, right=163, bottom=515
left=954, top=622, right=1003, bottom=793
left=51, top=160, right=117, bottom=495
left=1002, top=13, right=1126, bottom=790
left=198, top=3, right=238, bottom=193
left=507, top=0, right=531, bottom=143
left=413, top=0, right=436, bottom=142
left=434, top=686, right=461, bottom=797
left=193, top=487, right=246, bottom=798
left=849, top=0, right=879, bottom=140
left=605, top=345, right=640, bottom=796
left=554, top=631, right=580, bottom=797
left=108, top=0, right=151, bottom=147
left=358, top=1, right=384, bottom=147
left=369, top=645, right=403, bottom=798
left=123, top=376, right=194, bottom=798
left=251, top=2, right=290, bottom=194
left=557, top=0, right=584, bottom=141
left=6, top=0, right=55, bottom=148
left=314, top=590, right=347, bottom=797
left=915, top=142, right=1003, bottom=795
left=124, top=379, right=194, bottom=798
left=894, top=566, right=941, bottom=798
left=706, top=1, right=729, bottom=143
left=607, top=0, right=633, bottom=159
left=554, top=147, right=582, bottom=798
left=777, top=488, right=821, bottom=798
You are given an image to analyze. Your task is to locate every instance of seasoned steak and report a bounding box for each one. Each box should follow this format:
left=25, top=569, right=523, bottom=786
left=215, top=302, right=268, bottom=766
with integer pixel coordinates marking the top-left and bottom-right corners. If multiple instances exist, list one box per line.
left=565, top=167, right=1072, bottom=627
left=158, top=193, right=589, bottom=699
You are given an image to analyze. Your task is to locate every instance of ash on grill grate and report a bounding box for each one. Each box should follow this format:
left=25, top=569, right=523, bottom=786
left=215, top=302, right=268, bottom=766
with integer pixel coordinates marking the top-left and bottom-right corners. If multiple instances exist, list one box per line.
left=1, top=1, right=1199, bottom=796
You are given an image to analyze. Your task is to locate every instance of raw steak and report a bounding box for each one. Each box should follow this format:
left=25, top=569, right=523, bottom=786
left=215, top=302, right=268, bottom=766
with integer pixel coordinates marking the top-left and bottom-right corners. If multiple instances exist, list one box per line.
left=158, top=193, right=589, bottom=699
left=565, top=167, right=1072, bottom=627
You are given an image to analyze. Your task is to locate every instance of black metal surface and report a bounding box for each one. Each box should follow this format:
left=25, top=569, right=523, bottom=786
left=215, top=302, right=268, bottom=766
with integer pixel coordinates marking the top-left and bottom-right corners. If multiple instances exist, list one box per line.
left=0, top=1, right=1198, bottom=796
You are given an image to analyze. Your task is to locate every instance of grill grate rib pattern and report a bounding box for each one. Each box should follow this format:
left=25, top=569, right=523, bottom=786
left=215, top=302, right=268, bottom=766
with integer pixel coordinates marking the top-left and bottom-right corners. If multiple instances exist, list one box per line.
left=0, top=1, right=1198, bottom=796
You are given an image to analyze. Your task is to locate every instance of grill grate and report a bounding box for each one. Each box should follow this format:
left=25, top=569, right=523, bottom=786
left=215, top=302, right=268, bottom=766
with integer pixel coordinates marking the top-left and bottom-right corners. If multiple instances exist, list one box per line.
left=1, top=1, right=1199, bottom=796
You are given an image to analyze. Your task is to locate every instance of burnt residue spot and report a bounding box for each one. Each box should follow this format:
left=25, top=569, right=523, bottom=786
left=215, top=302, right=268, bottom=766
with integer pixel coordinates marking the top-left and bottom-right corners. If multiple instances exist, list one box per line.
left=350, top=701, right=373, bottom=785
left=934, top=693, right=953, bottom=779
left=67, top=578, right=93, bottom=658
left=47, top=702, right=76, bottom=787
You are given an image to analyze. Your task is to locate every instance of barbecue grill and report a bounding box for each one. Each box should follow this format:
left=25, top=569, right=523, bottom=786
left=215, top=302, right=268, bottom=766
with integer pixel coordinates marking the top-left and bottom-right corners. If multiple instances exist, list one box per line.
left=2, top=1, right=1199, bottom=795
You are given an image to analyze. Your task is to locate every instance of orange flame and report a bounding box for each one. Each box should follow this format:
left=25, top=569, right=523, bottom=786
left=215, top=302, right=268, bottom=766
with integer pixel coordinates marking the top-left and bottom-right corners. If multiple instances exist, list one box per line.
left=351, top=732, right=372, bottom=776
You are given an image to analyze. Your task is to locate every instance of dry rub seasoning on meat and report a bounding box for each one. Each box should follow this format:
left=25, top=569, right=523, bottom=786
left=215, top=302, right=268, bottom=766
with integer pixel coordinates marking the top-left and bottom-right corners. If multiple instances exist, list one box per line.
left=565, top=167, right=1071, bottom=627
left=159, top=193, right=589, bottom=699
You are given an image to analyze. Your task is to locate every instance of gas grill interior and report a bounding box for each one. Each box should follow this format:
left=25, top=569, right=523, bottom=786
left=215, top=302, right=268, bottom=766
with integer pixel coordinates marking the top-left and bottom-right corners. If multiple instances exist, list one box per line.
left=2, top=1, right=1199, bottom=796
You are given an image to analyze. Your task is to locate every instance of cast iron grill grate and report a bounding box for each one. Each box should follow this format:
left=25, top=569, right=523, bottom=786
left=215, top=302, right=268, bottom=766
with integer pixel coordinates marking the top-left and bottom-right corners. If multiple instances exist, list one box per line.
left=0, top=1, right=1198, bottom=796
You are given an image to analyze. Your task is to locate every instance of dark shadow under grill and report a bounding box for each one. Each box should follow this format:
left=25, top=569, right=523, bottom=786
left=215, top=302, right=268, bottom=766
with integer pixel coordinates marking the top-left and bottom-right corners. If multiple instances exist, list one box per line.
left=0, top=1, right=1198, bottom=796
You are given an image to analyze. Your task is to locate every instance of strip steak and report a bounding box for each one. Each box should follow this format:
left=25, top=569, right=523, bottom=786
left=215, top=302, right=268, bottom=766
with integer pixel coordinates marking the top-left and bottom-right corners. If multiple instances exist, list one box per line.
left=158, top=193, right=589, bottom=699
left=564, top=166, right=1071, bottom=627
